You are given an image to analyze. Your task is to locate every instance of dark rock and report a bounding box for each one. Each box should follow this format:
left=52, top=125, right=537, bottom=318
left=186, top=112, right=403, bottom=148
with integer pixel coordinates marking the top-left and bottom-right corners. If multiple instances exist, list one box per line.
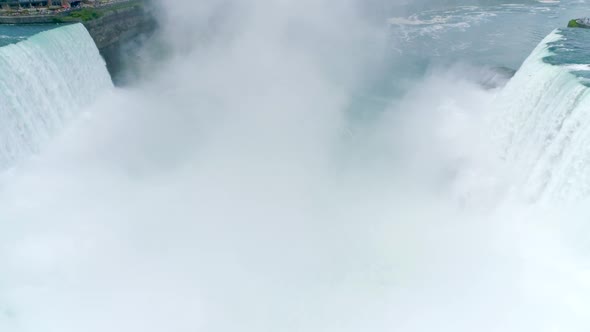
left=82, top=1, right=157, bottom=85
left=83, top=2, right=156, bottom=50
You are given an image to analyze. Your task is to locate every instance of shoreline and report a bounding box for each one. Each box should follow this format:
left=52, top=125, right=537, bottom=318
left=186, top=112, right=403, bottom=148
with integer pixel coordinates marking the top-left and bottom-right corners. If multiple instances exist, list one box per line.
left=0, top=0, right=141, bottom=24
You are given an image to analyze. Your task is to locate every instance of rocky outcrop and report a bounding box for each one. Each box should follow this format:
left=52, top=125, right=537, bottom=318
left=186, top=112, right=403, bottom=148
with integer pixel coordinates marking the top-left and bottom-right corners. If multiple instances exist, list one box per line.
left=82, top=2, right=156, bottom=50
left=81, top=1, right=157, bottom=85
left=568, top=18, right=590, bottom=28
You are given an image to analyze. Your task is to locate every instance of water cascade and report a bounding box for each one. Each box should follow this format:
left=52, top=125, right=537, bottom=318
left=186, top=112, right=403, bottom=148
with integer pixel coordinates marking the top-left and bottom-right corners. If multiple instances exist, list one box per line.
left=0, top=23, right=112, bottom=168
left=495, top=30, right=590, bottom=202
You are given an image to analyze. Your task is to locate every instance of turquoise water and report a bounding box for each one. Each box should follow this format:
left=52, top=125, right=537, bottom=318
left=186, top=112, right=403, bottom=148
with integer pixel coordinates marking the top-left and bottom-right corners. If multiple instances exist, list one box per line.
left=342, top=0, right=590, bottom=114
left=544, top=28, right=590, bottom=85
left=389, top=0, right=589, bottom=70
left=5, top=2, right=590, bottom=331
left=320, top=0, right=590, bottom=126
left=0, top=24, right=58, bottom=47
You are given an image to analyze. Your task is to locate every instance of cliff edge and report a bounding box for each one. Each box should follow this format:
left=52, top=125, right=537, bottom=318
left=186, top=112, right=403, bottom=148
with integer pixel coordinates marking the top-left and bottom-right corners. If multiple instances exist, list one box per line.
left=79, top=1, right=156, bottom=50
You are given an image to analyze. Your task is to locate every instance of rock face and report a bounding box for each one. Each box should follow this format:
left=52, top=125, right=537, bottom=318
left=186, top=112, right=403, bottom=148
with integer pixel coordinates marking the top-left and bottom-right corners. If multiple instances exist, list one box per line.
left=0, top=1, right=157, bottom=84
left=83, top=3, right=156, bottom=50
left=568, top=18, right=590, bottom=28
left=82, top=2, right=157, bottom=85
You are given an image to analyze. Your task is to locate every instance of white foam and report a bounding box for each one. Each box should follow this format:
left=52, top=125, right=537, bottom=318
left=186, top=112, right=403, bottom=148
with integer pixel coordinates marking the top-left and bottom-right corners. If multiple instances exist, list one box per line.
left=564, top=64, right=590, bottom=71
left=493, top=30, right=590, bottom=202
left=0, top=24, right=113, bottom=168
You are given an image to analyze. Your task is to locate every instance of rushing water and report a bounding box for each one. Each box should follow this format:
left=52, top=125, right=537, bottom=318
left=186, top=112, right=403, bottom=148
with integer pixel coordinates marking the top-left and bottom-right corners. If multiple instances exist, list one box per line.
left=544, top=28, right=590, bottom=84
left=2, top=0, right=590, bottom=331
left=0, top=24, right=57, bottom=47
left=0, top=24, right=112, bottom=167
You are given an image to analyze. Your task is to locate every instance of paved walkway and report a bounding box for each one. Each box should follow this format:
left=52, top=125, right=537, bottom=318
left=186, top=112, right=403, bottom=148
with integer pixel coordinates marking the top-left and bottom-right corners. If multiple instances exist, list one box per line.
left=0, top=0, right=137, bottom=18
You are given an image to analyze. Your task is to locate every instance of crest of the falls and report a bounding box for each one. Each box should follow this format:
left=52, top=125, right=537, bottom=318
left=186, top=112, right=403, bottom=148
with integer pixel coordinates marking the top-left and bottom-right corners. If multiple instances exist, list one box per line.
left=495, top=29, right=590, bottom=202
left=0, top=23, right=113, bottom=168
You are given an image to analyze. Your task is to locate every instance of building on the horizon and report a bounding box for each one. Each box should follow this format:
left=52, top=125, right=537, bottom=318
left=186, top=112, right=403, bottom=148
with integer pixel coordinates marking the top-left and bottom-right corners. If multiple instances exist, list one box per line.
left=0, top=0, right=92, bottom=10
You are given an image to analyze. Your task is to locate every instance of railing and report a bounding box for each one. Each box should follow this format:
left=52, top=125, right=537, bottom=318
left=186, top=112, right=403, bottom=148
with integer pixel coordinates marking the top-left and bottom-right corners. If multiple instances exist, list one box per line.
left=0, top=0, right=137, bottom=18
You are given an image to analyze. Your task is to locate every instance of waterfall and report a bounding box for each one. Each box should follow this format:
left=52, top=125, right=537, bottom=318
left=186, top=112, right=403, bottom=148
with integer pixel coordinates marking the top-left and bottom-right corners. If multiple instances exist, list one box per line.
left=0, top=23, right=113, bottom=168
left=495, top=30, right=590, bottom=201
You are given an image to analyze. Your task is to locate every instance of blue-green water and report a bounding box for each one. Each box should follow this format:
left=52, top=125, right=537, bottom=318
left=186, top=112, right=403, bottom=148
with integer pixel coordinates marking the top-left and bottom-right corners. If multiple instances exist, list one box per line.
left=319, top=0, right=590, bottom=126
left=389, top=0, right=590, bottom=71
left=0, top=24, right=58, bottom=47
left=4, top=2, right=590, bottom=331
left=544, top=28, right=590, bottom=85
left=343, top=0, right=590, bottom=115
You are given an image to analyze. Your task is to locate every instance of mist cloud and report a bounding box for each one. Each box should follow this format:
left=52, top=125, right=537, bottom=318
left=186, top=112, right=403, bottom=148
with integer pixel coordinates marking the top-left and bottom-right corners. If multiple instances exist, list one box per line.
left=1, top=0, right=589, bottom=331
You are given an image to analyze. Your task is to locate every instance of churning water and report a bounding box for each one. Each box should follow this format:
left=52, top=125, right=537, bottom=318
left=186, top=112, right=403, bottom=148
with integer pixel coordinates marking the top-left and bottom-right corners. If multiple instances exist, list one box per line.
left=2, top=0, right=590, bottom=331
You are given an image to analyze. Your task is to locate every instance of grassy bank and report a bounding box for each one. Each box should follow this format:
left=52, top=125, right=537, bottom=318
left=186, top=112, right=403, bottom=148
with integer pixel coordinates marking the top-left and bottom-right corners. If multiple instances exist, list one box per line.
left=54, top=0, right=143, bottom=23
left=568, top=19, right=580, bottom=28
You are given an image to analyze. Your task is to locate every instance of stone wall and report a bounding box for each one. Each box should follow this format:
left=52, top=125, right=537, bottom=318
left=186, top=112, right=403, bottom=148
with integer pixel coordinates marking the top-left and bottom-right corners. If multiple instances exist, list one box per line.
left=83, top=3, right=156, bottom=50
left=0, top=13, right=62, bottom=24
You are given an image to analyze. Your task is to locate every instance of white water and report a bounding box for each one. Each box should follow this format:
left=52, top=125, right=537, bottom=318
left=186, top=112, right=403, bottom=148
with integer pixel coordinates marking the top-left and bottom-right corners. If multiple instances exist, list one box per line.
left=3, top=1, right=590, bottom=331
left=495, top=30, right=590, bottom=202
left=0, top=24, right=112, bottom=168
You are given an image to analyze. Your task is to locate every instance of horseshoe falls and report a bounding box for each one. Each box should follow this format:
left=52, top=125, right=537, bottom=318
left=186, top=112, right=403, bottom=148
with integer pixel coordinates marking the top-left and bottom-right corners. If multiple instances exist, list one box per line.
left=3, top=1, right=590, bottom=331
left=496, top=29, right=590, bottom=202
left=0, top=23, right=112, bottom=168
